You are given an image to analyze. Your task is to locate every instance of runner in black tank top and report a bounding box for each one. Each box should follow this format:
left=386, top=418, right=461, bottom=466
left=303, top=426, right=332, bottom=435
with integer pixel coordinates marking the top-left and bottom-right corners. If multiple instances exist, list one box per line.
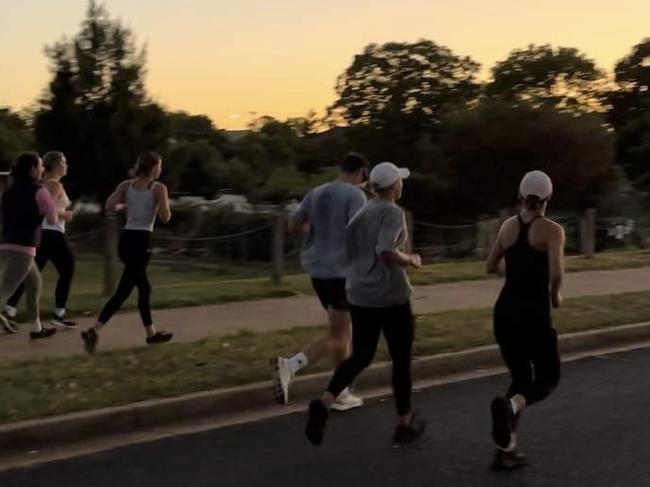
left=501, top=215, right=550, bottom=310
left=486, top=170, right=565, bottom=470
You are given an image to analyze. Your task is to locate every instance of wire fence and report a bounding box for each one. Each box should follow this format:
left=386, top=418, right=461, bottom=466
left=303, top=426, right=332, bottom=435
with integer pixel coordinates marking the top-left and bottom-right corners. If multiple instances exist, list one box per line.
left=63, top=206, right=650, bottom=287
left=595, top=216, right=650, bottom=252
left=410, top=211, right=650, bottom=263
left=65, top=209, right=303, bottom=282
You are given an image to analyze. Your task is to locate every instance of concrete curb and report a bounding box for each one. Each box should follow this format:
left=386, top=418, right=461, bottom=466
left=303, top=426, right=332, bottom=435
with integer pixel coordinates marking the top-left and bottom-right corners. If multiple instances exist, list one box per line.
left=2, top=321, right=650, bottom=453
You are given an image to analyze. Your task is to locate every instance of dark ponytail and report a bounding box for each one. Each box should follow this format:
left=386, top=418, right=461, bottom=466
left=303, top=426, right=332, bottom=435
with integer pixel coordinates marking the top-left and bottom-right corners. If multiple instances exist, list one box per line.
left=135, top=151, right=161, bottom=177
left=523, top=195, right=543, bottom=211
left=11, top=152, right=40, bottom=182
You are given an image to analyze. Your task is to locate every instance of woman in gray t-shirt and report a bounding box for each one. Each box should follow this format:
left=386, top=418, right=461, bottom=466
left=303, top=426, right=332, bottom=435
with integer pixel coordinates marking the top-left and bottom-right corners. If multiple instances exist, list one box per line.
left=305, top=162, right=426, bottom=446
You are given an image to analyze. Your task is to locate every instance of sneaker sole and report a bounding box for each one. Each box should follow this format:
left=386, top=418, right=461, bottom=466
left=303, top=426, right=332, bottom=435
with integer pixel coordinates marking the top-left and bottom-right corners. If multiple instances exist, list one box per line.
left=491, top=398, right=512, bottom=449
left=146, top=337, right=173, bottom=345
left=30, top=331, right=57, bottom=340
left=0, top=316, right=17, bottom=334
left=51, top=321, right=78, bottom=330
left=330, top=400, right=364, bottom=412
left=492, top=456, right=529, bottom=471
left=392, top=419, right=427, bottom=445
left=270, top=358, right=289, bottom=405
left=81, top=333, right=97, bottom=354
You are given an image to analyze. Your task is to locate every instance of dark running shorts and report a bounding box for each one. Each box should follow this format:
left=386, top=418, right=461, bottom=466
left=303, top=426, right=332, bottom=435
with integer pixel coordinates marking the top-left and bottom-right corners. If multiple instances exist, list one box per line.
left=311, top=278, right=349, bottom=311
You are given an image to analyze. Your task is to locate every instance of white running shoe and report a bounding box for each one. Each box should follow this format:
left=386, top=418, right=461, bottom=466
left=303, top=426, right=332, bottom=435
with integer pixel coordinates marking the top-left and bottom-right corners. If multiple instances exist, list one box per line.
left=0, top=312, right=18, bottom=334
left=331, top=390, right=364, bottom=412
left=271, top=357, right=294, bottom=405
left=51, top=315, right=78, bottom=329
left=4, top=306, right=17, bottom=319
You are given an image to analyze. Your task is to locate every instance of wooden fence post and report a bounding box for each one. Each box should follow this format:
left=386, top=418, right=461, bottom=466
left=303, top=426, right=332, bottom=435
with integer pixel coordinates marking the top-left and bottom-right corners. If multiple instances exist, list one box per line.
left=580, top=208, right=597, bottom=258
left=271, top=211, right=286, bottom=283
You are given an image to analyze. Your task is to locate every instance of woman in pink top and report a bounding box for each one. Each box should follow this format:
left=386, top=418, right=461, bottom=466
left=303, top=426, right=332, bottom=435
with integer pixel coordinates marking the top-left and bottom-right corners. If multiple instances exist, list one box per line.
left=0, top=152, right=58, bottom=339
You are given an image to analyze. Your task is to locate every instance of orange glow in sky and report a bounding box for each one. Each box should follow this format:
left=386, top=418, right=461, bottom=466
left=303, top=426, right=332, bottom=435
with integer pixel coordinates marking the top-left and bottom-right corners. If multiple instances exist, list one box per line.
left=1, top=0, right=649, bottom=129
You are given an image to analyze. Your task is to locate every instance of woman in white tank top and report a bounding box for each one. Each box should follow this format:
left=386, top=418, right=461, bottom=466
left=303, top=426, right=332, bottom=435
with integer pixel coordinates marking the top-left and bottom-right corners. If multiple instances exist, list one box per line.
left=82, top=151, right=172, bottom=353
left=4, top=151, right=78, bottom=329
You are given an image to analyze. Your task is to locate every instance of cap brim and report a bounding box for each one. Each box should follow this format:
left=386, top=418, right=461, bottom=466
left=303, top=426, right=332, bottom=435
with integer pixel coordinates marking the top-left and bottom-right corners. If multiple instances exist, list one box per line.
left=398, top=168, right=411, bottom=179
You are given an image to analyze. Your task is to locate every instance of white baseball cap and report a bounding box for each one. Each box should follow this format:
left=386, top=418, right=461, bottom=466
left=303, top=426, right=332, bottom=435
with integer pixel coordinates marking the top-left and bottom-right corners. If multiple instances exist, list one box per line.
left=519, top=170, right=553, bottom=200
left=369, top=162, right=411, bottom=189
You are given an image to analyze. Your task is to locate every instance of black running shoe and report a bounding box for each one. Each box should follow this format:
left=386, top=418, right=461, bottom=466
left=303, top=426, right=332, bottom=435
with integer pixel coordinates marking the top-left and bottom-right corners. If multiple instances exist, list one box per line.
left=81, top=328, right=98, bottom=354
left=51, top=315, right=78, bottom=329
left=392, top=412, right=427, bottom=445
left=492, top=449, right=529, bottom=471
left=146, top=331, right=173, bottom=345
left=30, top=327, right=57, bottom=340
left=491, top=397, right=514, bottom=449
left=306, top=399, right=329, bottom=445
left=0, top=312, right=18, bottom=334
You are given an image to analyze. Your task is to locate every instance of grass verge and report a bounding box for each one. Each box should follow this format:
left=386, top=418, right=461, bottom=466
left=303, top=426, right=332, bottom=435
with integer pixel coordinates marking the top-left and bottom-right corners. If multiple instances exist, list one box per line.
left=2, top=289, right=650, bottom=424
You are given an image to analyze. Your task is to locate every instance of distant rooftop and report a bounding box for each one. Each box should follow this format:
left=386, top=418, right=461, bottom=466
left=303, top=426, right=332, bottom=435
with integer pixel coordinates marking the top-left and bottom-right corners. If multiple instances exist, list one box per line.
left=224, top=130, right=251, bottom=141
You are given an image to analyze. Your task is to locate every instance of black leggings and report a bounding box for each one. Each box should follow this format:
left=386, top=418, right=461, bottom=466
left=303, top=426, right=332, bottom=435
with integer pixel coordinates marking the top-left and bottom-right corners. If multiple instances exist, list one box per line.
left=327, top=302, right=414, bottom=416
left=8, top=229, right=75, bottom=310
left=494, top=296, right=560, bottom=406
left=98, top=230, right=153, bottom=327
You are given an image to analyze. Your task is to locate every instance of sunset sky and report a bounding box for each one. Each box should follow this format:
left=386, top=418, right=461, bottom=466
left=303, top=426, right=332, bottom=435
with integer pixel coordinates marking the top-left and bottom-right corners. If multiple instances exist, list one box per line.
left=1, top=0, right=649, bottom=129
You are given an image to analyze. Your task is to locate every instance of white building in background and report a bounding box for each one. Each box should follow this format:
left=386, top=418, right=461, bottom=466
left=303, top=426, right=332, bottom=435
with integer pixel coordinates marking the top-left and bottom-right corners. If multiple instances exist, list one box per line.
left=170, top=193, right=300, bottom=216
left=285, top=199, right=300, bottom=216
left=72, top=200, right=102, bottom=214
left=172, top=194, right=255, bottom=214
left=210, top=194, right=255, bottom=213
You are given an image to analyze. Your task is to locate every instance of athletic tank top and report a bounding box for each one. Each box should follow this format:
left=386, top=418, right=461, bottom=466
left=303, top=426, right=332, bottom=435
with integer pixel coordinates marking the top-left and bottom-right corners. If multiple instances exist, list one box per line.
left=502, top=215, right=550, bottom=301
left=42, top=182, right=70, bottom=233
left=124, top=181, right=158, bottom=232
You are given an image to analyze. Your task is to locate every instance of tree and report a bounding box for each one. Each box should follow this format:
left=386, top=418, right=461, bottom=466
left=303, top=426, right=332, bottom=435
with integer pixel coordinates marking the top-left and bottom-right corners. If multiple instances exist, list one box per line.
left=0, top=109, right=34, bottom=171
left=326, top=41, right=479, bottom=175
left=487, top=44, right=606, bottom=114
left=165, top=140, right=258, bottom=197
left=167, top=111, right=229, bottom=149
left=234, top=116, right=301, bottom=179
left=608, top=38, right=650, bottom=185
left=35, top=0, right=168, bottom=199
left=286, top=110, right=320, bottom=137
left=294, top=126, right=353, bottom=174
left=165, top=140, right=223, bottom=198
left=437, top=99, right=619, bottom=217
left=329, top=40, right=481, bottom=130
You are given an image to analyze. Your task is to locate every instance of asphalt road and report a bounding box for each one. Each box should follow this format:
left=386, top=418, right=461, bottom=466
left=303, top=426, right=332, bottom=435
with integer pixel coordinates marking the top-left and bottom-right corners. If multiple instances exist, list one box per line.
left=2, top=347, right=650, bottom=486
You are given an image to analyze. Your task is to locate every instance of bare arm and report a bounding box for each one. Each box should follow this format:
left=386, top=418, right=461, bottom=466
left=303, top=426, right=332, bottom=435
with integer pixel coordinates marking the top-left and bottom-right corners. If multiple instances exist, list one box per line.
left=377, top=208, right=421, bottom=268
left=486, top=243, right=505, bottom=275
left=44, top=180, right=72, bottom=221
left=105, top=181, right=130, bottom=212
left=288, top=192, right=311, bottom=237
left=35, top=188, right=58, bottom=225
left=486, top=225, right=507, bottom=275
left=153, top=183, right=171, bottom=224
left=288, top=216, right=309, bottom=237
left=381, top=250, right=421, bottom=268
left=44, top=180, right=63, bottom=202
left=548, top=225, right=566, bottom=308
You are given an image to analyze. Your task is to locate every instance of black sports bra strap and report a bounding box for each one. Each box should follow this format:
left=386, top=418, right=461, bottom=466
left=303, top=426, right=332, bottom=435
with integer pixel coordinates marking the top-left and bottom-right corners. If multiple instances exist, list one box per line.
left=517, top=214, right=543, bottom=241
